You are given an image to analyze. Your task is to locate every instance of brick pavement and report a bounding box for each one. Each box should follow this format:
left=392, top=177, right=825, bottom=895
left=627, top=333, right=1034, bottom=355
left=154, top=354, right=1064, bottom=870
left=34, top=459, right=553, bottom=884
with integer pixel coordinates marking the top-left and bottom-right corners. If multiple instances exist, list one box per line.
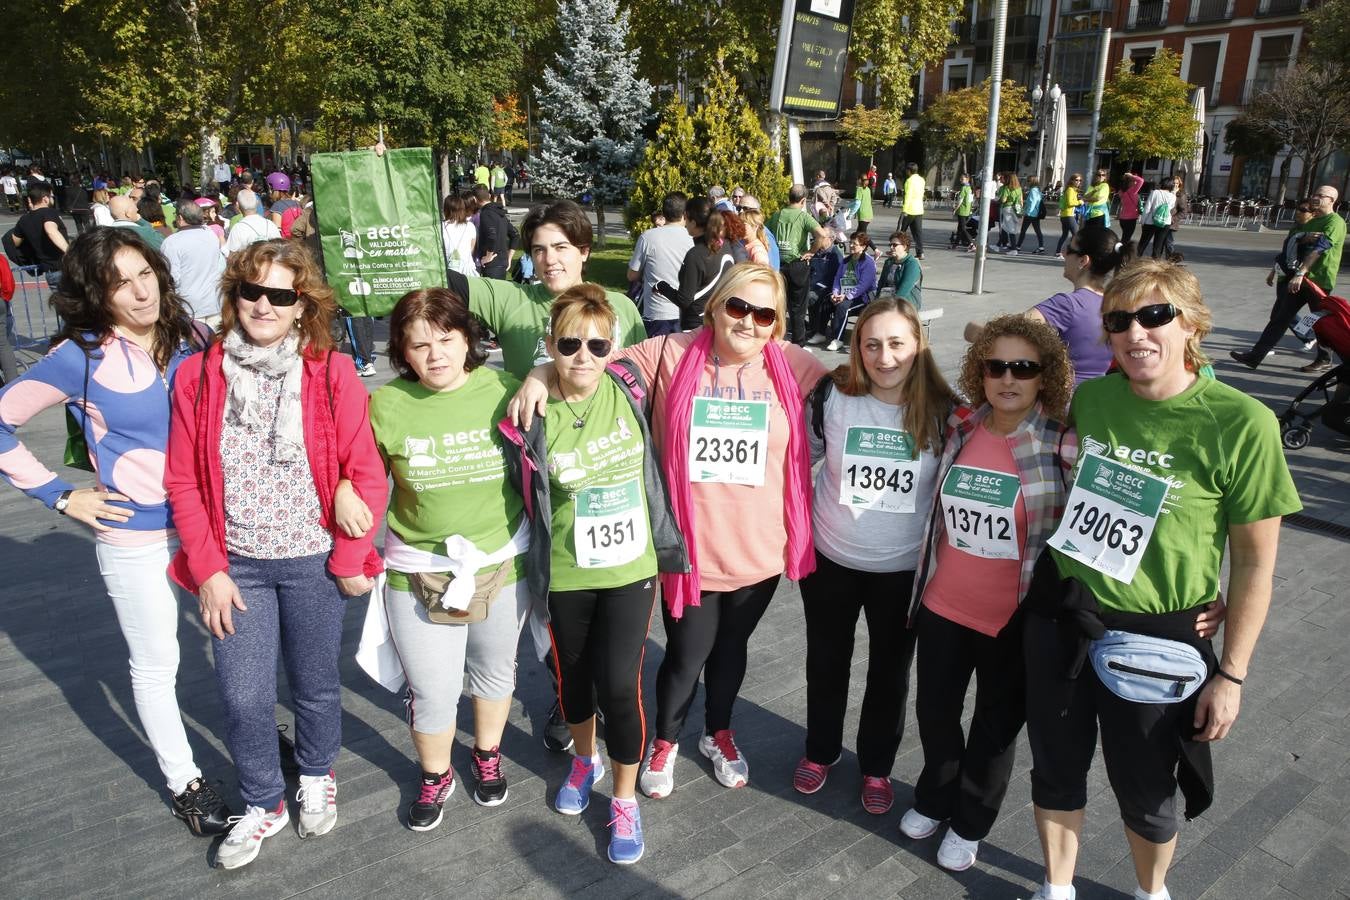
left=1, top=210, right=1347, bottom=898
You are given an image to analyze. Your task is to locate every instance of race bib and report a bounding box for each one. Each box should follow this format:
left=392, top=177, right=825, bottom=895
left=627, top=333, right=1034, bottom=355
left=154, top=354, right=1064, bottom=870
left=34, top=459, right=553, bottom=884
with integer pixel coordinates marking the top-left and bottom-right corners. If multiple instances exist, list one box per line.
left=573, top=479, right=647, bottom=568
left=939, top=465, right=1021, bottom=560
left=838, top=426, right=921, bottom=514
left=1048, top=452, right=1168, bottom=583
left=688, top=397, right=769, bottom=485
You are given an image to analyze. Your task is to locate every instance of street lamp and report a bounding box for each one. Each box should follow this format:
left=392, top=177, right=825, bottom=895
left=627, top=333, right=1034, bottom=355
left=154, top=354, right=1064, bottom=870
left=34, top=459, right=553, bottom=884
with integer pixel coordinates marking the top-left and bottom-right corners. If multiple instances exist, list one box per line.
left=1032, top=82, right=1061, bottom=184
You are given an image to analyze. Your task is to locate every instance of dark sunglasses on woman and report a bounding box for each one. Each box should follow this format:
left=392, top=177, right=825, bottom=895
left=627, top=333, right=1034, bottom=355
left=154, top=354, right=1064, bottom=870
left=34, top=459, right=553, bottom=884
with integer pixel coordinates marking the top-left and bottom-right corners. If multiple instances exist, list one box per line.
left=983, top=358, right=1044, bottom=379
left=554, top=336, right=613, bottom=357
left=238, top=281, right=302, bottom=307
left=724, top=296, right=777, bottom=327
left=1102, top=303, right=1178, bottom=334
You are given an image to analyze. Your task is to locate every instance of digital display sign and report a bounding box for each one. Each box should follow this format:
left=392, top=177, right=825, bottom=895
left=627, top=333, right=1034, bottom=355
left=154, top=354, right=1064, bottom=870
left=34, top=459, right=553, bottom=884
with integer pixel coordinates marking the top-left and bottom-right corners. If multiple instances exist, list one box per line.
left=776, top=0, right=857, bottom=119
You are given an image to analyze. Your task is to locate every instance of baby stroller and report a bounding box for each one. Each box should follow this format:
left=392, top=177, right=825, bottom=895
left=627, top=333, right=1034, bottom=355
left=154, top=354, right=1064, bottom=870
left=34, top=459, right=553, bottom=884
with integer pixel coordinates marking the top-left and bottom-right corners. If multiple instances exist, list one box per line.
left=1277, top=282, right=1350, bottom=449
left=948, top=199, right=999, bottom=249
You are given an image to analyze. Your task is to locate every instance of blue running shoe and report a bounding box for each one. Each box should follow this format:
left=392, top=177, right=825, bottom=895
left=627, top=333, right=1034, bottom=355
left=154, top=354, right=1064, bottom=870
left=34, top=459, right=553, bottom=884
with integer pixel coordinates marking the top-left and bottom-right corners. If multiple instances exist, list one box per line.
left=607, top=798, right=645, bottom=865
left=555, top=754, right=604, bottom=815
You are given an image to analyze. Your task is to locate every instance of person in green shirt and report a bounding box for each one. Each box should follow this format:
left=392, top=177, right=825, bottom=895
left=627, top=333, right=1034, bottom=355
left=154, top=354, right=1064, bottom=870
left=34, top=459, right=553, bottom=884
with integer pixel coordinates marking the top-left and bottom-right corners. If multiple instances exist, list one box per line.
left=499, top=285, right=688, bottom=866
left=1082, top=167, right=1111, bottom=229
left=1023, top=260, right=1300, bottom=900
left=768, top=184, right=829, bottom=345
left=473, top=161, right=490, bottom=188
left=446, top=199, right=646, bottom=380
left=854, top=174, right=874, bottom=234
left=1230, top=184, right=1346, bottom=373
left=900, top=162, right=927, bottom=259
left=995, top=173, right=1023, bottom=253
left=954, top=174, right=974, bottom=250
left=369, top=287, right=532, bottom=831
left=1056, top=172, right=1083, bottom=257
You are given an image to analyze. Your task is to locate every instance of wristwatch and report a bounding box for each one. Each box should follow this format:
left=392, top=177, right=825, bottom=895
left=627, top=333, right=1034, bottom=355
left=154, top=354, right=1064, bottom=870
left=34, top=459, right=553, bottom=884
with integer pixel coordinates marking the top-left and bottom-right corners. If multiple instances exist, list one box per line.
left=54, top=490, right=73, bottom=515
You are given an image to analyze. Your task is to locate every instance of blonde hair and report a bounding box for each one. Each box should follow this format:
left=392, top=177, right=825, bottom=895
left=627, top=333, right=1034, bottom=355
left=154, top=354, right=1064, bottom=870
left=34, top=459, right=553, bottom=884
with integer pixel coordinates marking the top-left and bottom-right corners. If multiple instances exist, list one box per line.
left=740, top=207, right=769, bottom=248
left=550, top=282, right=617, bottom=341
left=958, top=314, right=1074, bottom=420
left=702, top=262, right=788, bottom=342
left=1102, top=258, right=1212, bottom=372
left=833, top=298, right=954, bottom=452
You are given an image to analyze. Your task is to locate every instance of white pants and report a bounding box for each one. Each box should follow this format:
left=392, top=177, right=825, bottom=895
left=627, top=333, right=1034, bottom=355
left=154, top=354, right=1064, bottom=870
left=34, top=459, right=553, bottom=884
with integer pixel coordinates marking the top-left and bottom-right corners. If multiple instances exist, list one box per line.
left=95, top=537, right=202, bottom=794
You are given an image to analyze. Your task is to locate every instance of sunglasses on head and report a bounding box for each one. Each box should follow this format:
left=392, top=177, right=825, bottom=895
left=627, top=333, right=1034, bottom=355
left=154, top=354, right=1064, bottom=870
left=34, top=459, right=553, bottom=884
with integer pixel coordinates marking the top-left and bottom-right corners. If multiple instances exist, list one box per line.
left=983, top=358, right=1044, bottom=380
left=238, top=281, right=301, bottom=306
left=1102, top=303, right=1178, bottom=334
left=724, top=296, right=777, bottom=327
left=554, top=336, right=613, bottom=357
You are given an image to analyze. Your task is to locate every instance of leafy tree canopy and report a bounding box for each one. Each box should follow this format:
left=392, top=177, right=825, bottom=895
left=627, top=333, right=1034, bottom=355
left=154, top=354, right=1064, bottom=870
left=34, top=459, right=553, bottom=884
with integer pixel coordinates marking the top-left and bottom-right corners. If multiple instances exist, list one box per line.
left=1099, top=49, right=1198, bottom=162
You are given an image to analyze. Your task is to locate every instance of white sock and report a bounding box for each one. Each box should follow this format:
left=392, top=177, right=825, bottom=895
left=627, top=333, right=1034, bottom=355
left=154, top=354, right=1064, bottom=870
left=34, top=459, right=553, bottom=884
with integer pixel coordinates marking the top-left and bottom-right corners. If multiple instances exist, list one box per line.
left=1042, top=881, right=1074, bottom=900
left=1133, top=888, right=1169, bottom=900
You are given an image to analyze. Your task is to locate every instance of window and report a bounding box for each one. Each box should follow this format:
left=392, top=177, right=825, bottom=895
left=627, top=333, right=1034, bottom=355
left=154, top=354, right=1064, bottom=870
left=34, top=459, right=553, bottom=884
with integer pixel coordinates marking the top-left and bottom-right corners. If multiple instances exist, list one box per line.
left=1130, top=48, right=1156, bottom=73
left=1186, top=41, right=1221, bottom=97
left=947, top=65, right=970, bottom=91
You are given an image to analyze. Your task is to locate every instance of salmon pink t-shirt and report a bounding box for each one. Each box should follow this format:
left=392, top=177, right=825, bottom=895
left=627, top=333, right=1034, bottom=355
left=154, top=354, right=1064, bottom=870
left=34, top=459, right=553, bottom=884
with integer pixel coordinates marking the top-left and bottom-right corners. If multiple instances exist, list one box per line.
left=922, top=423, right=1028, bottom=636
left=619, top=330, right=827, bottom=593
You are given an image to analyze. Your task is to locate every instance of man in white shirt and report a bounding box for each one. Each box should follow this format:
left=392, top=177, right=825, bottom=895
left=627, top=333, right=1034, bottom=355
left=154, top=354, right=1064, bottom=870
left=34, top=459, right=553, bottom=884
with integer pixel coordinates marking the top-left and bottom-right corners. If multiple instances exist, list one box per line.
left=627, top=192, right=694, bottom=336
left=1, top=171, right=18, bottom=213
left=224, top=189, right=280, bottom=254
left=160, top=201, right=224, bottom=325
left=213, top=159, right=232, bottom=196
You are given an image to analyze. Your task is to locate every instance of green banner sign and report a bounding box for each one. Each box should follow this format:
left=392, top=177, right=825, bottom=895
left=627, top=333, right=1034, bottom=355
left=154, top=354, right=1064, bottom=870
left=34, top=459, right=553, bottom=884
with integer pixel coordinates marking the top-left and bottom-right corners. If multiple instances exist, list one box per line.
left=311, top=147, right=445, bottom=316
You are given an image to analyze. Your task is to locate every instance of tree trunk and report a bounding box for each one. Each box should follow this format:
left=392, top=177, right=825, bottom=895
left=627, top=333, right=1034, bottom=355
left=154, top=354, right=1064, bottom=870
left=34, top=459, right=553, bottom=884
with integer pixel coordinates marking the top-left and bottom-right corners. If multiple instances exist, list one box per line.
left=594, top=203, right=608, bottom=249
left=287, top=117, right=301, bottom=166
left=199, top=127, right=216, bottom=192
left=438, top=151, right=451, bottom=201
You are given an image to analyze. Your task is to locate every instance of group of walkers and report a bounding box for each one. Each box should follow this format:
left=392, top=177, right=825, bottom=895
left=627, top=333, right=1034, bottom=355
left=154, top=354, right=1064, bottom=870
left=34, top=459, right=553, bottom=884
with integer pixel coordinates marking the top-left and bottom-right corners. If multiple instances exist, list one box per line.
left=0, top=167, right=1303, bottom=900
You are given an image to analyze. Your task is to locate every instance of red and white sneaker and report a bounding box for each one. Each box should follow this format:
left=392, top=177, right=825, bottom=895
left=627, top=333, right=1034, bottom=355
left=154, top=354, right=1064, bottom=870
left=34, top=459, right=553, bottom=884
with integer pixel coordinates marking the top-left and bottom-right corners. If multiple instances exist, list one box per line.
left=639, top=739, right=679, bottom=799
left=216, top=801, right=290, bottom=869
left=699, top=730, right=748, bottom=788
left=296, top=770, right=337, bottom=838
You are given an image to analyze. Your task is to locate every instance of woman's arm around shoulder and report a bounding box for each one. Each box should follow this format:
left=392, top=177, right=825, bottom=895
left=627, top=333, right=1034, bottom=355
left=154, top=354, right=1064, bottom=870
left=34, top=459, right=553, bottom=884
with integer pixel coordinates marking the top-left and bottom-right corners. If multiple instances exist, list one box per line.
left=164, top=348, right=228, bottom=589
left=325, top=353, right=389, bottom=580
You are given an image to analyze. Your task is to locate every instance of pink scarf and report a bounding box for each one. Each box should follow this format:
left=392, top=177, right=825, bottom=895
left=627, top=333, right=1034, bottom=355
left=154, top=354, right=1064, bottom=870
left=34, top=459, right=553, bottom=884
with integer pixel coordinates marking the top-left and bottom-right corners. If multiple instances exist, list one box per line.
left=659, top=328, right=816, bottom=618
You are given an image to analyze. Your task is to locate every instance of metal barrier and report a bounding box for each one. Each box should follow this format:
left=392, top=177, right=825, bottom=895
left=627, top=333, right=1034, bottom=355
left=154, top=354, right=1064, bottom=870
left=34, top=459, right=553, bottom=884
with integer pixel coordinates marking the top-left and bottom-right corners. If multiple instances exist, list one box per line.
left=1, top=263, right=58, bottom=384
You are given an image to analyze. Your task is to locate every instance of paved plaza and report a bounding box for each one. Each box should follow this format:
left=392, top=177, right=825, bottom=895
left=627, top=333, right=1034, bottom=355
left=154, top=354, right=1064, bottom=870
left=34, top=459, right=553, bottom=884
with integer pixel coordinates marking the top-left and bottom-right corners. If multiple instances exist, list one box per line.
left=1, top=208, right=1347, bottom=898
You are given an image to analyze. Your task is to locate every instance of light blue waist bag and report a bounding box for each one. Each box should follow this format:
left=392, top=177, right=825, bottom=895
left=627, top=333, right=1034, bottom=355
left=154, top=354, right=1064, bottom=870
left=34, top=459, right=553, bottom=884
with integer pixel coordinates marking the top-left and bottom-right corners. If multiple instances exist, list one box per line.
left=1089, top=630, right=1208, bottom=704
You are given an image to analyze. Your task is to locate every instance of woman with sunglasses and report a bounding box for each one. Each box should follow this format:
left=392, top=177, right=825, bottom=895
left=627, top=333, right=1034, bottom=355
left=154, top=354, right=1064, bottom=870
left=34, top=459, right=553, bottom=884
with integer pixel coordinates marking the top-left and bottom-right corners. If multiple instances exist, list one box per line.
left=498, top=284, right=688, bottom=865
left=0, top=228, right=231, bottom=838
left=510, top=263, right=827, bottom=798
left=366, top=287, right=532, bottom=832
left=1056, top=174, right=1084, bottom=258
left=898, top=315, right=1074, bottom=872
left=964, top=227, right=1130, bottom=387
left=165, top=239, right=387, bottom=869
left=1022, top=260, right=1298, bottom=900
left=795, top=298, right=953, bottom=815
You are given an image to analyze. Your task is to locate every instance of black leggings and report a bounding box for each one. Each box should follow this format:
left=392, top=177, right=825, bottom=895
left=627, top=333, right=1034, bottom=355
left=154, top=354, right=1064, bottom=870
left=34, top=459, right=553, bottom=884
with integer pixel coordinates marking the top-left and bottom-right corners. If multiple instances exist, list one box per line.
left=800, top=552, right=916, bottom=775
left=654, top=576, right=780, bottom=742
left=548, top=581, right=657, bottom=764
left=1056, top=216, right=1077, bottom=253
left=1016, top=216, right=1045, bottom=250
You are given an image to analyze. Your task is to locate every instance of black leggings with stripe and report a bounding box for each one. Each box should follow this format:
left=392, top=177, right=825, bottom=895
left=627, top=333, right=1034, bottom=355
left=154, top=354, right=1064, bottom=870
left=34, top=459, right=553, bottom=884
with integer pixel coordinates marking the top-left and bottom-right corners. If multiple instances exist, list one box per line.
left=548, top=580, right=657, bottom=765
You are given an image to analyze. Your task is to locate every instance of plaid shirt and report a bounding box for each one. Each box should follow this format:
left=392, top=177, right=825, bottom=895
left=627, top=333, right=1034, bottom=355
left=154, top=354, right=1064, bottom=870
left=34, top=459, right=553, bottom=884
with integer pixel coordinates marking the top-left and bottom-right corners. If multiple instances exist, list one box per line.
left=909, top=402, right=1075, bottom=624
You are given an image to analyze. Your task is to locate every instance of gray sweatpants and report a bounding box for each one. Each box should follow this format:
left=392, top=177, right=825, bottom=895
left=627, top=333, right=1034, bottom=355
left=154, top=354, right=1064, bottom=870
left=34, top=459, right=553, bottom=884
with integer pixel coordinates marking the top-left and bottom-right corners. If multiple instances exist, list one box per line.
left=384, top=579, right=530, bottom=734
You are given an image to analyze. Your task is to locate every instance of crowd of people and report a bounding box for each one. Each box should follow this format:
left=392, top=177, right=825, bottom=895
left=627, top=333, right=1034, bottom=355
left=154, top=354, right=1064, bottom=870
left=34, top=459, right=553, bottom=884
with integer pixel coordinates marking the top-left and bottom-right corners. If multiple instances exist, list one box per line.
left=0, top=151, right=1323, bottom=900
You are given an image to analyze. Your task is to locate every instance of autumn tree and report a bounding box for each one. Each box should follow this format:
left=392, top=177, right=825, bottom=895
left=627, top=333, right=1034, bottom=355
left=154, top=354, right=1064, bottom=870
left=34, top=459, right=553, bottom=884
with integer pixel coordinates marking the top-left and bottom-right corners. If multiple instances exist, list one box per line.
left=920, top=79, right=1032, bottom=178
left=840, top=107, right=904, bottom=167
left=1099, top=49, right=1197, bottom=165
left=852, top=0, right=964, bottom=113
left=627, top=69, right=791, bottom=234
left=1230, top=64, right=1350, bottom=207
left=1303, top=0, right=1350, bottom=82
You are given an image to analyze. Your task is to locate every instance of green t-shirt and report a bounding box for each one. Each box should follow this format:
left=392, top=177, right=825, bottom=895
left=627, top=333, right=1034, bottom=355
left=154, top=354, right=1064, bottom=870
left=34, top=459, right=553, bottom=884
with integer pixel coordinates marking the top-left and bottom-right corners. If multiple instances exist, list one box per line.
left=1293, top=212, right=1346, bottom=292
left=369, top=368, right=525, bottom=591
left=956, top=185, right=974, bottom=217
left=466, top=279, right=646, bottom=380
left=767, top=206, right=817, bottom=263
left=1053, top=373, right=1301, bottom=614
left=544, top=377, right=657, bottom=591
left=856, top=186, right=873, bottom=222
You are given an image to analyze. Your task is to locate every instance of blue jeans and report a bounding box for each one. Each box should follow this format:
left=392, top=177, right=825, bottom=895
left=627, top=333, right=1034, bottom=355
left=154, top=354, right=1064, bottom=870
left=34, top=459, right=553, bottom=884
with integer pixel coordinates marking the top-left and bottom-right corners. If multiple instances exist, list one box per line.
left=211, top=553, right=345, bottom=808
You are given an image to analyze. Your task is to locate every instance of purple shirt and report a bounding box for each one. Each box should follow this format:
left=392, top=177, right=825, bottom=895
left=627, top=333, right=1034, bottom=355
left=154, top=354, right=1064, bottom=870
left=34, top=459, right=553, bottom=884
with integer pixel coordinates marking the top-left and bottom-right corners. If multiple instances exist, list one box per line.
left=1036, top=287, right=1114, bottom=386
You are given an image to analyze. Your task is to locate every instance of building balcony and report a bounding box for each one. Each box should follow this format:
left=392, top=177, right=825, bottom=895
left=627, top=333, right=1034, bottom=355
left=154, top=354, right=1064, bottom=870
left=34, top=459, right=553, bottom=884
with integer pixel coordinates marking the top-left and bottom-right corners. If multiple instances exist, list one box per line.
left=1126, top=0, right=1168, bottom=29
left=1240, top=77, right=1279, bottom=106
left=1058, top=0, right=1113, bottom=11
left=1255, top=0, right=1308, bottom=14
left=1186, top=0, right=1234, bottom=23
left=971, top=14, right=1042, bottom=43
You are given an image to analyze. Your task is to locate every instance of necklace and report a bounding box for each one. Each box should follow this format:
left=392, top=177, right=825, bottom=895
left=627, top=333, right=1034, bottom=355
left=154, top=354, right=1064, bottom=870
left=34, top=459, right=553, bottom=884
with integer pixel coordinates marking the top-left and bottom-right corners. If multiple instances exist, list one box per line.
left=556, top=376, right=599, bottom=428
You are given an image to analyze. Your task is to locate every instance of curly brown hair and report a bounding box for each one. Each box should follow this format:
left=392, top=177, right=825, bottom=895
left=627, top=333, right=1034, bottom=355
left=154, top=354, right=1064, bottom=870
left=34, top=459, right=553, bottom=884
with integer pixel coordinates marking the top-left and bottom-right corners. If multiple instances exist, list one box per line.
left=957, top=314, right=1074, bottom=419
left=219, top=239, right=337, bottom=358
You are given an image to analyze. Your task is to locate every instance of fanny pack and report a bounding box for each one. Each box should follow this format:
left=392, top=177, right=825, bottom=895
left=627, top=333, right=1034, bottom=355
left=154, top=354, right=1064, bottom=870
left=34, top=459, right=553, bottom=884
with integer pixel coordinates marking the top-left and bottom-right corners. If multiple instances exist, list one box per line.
left=407, top=558, right=513, bottom=625
left=1089, top=629, right=1207, bottom=704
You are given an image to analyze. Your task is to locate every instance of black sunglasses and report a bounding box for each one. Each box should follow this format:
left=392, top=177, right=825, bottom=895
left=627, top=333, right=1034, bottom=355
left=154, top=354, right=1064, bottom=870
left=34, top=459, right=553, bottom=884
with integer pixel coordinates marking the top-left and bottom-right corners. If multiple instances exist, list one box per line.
left=983, top=358, right=1044, bottom=380
left=554, top=336, right=613, bottom=357
left=724, top=296, right=777, bottom=327
left=1102, top=303, right=1178, bottom=334
left=238, top=281, right=301, bottom=307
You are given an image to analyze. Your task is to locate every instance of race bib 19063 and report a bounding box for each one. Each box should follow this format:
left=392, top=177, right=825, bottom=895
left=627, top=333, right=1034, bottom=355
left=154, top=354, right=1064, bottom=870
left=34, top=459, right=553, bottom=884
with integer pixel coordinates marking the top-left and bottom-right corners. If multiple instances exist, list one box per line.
left=1048, top=452, right=1167, bottom=584
left=939, top=464, right=1022, bottom=560
left=838, top=426, right=921, bottom=514
left=573, top=478, right=647, bottom=568
left=688, top=397, right=770, bottom=485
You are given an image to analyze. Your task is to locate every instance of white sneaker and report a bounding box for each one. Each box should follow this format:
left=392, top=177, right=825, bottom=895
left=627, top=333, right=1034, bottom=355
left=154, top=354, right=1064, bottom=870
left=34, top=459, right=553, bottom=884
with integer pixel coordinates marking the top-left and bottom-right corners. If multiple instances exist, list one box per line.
left=699, top=730, right=749, bottom=788
left=296, top=770, right=337, bottom=838
left=639, top=739, right=679, bottom=799
left=937, top=829, right=979, bottom=871
left=1008, top=249, right=1019, bottom=256
left=899, top=806, right=943, bottom=838
left=1028, top=883, right=1077, bottom=900
left=216, top=801, right=290, bottom=869
left=825, top=339, right=843, bottom=352
left=805, top=334, right=827, bottom=346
